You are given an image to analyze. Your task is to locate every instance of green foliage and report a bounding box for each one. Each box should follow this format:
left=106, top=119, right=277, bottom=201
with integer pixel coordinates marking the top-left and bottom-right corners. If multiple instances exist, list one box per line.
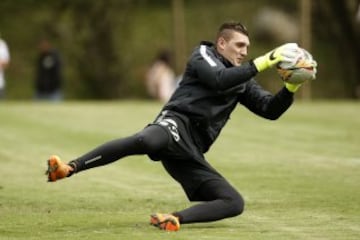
left=0, top=101, right=359, bottom=239
left=0, top=0, right=359, bottom=99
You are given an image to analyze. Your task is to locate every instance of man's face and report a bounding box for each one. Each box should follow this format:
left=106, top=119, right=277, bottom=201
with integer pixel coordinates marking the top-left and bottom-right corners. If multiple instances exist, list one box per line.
left=217, top=31, right=250, bottom=66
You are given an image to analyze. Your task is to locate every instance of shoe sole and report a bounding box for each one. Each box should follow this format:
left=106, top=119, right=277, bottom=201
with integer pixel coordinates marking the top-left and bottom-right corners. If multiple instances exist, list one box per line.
left=46, top=159, right=59, bottom=182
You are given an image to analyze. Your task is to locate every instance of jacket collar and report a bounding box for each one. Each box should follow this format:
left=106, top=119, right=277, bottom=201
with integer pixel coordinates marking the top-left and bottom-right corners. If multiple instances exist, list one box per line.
left=200, top=41, right=234, bottom=67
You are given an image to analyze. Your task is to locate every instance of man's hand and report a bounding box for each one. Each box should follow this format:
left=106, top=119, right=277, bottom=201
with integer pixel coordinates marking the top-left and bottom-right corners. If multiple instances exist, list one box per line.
left=253, top=43, right=300, bottom=72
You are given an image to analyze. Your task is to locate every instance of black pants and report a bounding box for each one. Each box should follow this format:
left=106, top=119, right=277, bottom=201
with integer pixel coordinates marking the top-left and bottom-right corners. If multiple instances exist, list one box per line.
left=70, top=124, right=244, bottom=224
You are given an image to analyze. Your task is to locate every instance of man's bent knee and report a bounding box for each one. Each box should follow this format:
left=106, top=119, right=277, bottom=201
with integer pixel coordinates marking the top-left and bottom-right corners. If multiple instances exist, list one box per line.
left=227, top=193, right=245, bottom=217
left=134, top=128, right=168, bottom=153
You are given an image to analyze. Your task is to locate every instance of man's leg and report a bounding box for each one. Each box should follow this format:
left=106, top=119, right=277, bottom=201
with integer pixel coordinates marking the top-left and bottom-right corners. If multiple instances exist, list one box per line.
left=150, top=178, right=244, bottom=230
left=152, top=157, right=244, bottom=229
left=173, top=179, right=244, bottom=224
left=70, top=125, right=168, bottom=172
left=47, top=125, right=169, bottom=181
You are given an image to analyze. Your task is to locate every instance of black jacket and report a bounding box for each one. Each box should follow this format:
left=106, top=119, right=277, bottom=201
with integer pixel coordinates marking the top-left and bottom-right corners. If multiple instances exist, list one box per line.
left=162, top=41, right=294, bottom=152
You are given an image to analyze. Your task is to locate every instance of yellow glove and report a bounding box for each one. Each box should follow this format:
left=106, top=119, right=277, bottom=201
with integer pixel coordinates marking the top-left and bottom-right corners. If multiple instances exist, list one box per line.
left=253, top=43, right=300, bottom=72
left=284, top=82, right=302, bottom=93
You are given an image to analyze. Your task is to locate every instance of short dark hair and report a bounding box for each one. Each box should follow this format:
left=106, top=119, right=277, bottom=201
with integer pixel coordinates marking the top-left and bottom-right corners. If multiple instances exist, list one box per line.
left=216, top=21, right=249, bottom=42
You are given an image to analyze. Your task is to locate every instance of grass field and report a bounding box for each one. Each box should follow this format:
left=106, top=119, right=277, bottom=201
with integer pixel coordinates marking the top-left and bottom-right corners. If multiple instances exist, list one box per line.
left=0, top=101, right=359, bottom=240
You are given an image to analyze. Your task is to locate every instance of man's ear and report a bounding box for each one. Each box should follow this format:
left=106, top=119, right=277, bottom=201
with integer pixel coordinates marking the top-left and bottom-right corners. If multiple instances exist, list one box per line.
left=217, top=37, right=227, bottom=51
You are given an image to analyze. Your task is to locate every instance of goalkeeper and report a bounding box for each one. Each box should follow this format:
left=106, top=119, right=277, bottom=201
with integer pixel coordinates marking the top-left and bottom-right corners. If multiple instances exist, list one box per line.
left=46, top=21, right=310, bottom=231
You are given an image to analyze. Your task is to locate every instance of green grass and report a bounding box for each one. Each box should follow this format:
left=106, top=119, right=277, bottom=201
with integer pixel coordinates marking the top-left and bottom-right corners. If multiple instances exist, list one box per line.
left=0, top=100, right=359, bottom=240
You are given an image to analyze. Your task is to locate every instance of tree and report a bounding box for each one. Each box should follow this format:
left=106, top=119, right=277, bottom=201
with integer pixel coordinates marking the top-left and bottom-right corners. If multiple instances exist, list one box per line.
left=54, top=0, right=135, bottom=99
left=314, top=0, right=360, bottom=98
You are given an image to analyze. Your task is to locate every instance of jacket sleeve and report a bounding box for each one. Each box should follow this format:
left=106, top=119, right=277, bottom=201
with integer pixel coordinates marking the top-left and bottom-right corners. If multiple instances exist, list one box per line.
left=239, top=79, right=294, bottom=120
left=191, top=45, right=258, bottom=90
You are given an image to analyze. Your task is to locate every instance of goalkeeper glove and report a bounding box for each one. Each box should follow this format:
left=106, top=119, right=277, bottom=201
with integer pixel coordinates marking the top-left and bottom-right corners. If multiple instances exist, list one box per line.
left=253, top=43, right=300, bottom=72
left=284, top=82, right=302, bottom=93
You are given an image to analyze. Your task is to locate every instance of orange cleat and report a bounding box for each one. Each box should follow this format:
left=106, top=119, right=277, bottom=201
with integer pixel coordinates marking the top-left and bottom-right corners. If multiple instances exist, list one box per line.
left=46, top=155, right=73, bottom=182
left=150, top=213, right=180, bottom=231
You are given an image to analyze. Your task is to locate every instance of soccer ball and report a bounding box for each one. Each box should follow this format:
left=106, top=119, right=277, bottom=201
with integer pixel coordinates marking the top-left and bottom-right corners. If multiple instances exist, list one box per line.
left=277, top=48, right=317, bottom=84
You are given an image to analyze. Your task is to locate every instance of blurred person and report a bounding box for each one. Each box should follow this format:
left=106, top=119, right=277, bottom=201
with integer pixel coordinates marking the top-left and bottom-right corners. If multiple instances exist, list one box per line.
left=0, top=34, right=10, bottom=99
left=34, top=38, right=63, bottom=101
left=146, top=50, right=176, bottom=103
left=46, top=21, right=310, bottom=231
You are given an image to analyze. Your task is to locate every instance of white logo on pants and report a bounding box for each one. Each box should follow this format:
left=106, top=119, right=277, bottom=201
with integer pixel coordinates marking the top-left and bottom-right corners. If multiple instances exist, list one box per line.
left=156, top=118, right=180, bottom=142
